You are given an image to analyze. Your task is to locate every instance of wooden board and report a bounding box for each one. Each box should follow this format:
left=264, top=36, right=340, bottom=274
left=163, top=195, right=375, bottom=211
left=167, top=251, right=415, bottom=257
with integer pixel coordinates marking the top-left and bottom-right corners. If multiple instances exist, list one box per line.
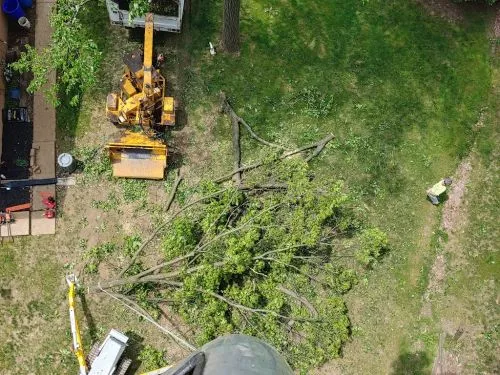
left=30, top=211, right=56, bottom=236
left=0, top=211, right=30, bottom=237
left=31, top=141, right=55, bottom=179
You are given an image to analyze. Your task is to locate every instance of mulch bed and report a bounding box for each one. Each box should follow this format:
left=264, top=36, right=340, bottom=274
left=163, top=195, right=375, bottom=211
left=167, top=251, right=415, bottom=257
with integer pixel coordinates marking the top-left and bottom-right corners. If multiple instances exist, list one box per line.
left=0, top=119, right=32, bottom=180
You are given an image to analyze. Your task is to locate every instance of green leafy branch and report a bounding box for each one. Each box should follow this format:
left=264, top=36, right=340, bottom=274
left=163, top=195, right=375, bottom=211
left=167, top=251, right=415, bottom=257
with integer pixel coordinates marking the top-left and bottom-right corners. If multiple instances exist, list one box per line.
left=11, top=0, right=101, bottom=106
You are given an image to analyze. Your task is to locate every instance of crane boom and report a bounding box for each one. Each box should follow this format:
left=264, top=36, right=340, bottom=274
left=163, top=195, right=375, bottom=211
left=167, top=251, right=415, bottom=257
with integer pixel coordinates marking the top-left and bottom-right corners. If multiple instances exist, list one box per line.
left=143, top=13, right=154, bottom=97
left=66, top=274, right=88, bottom=375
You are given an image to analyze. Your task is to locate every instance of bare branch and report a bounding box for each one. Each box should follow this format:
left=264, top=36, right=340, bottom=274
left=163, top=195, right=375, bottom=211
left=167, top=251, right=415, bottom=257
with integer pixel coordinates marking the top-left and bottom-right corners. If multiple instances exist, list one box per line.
left=304, top=134, right=335, bottom=162
left=155, top=280, right=321, bottom=323
left=215, top=134, right=335, bottom=183
left=119, top=170, right=184, bottom=278
left=220, top=91, right=286, bottom=150
left=231, top=115, right=242, bottom=185
left=98, top=286, right=196, bottom=352
left=277, top=285, right=318, bottom=318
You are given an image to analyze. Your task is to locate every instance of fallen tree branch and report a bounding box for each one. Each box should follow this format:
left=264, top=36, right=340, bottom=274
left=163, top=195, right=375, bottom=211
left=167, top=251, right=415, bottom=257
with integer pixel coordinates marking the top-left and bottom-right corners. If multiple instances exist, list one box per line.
left=142, top=280, right=321, bottom=323
left=260, top=256, right=328, bottom=287
left=114, top=187, right=229, bottom=279
left=231, top=115, right=242, bottom=185
left=238, top=183, right=288, bottom=192
left=98, top=285, right=196, bottom=352
left=119, top=170, right=184, bottom=278
left=99, top=205, right=282, bottom=290
left=277, top=285, right=318, bottom=318
left=305, top=134, right=334, bottom=162
left=97, top=252, right=198, bottom=289
left=220, top=92, right=286, bottom=150
left=215, top=134, right=335, bottom=183
left=165, top=170, right=184, bottom=212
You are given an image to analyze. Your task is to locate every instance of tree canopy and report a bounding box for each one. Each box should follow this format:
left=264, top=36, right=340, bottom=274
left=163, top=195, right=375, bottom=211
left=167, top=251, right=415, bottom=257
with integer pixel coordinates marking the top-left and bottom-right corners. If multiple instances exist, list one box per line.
left=11, top=0, right=101, bottom=106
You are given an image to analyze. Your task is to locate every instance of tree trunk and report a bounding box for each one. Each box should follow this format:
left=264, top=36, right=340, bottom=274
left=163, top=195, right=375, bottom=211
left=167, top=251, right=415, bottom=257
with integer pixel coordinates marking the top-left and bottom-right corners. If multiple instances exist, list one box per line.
left=221, top=0, right=240, bottom=53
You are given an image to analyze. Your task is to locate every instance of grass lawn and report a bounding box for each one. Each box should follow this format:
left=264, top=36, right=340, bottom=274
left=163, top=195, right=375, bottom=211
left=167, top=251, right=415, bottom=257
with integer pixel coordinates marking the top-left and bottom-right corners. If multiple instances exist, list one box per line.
left=183, top=2, right=496, bottom=372
left=0, top=0, right=498, bottom=374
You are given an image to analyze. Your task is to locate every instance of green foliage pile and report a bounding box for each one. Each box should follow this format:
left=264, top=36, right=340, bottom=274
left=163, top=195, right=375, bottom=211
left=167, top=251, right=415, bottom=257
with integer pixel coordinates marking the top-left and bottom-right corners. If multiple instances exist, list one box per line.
left=127, top=0, right=149, bottom=20
left=130, top=159, right=388, bottom=372
left=128, top=0, right=178, bottom=20
left=138, top=345, right=168, bottom=371
left=11, top=0, right=101, bottom=105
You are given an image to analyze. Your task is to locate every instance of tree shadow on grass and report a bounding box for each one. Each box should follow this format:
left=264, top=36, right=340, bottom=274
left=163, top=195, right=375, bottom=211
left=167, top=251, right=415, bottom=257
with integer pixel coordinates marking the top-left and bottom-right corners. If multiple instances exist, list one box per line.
left=78, top=291, right=97, bottom=342
left=123, top=330, right=145, bottom=374
left=391, top=351, right=431, bottom=375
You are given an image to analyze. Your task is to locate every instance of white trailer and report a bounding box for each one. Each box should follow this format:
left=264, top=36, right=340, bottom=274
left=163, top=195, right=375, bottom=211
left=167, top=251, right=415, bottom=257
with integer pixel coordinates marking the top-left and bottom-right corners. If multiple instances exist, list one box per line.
left=87, top=330, right=131, bottom=375
left=106, top=0, right=185, bottom=33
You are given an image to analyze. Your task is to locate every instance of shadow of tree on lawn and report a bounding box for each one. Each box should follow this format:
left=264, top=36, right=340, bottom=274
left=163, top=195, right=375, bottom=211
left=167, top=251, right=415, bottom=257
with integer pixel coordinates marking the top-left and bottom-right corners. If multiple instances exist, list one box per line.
left=391, top=351, right=431, bottom=375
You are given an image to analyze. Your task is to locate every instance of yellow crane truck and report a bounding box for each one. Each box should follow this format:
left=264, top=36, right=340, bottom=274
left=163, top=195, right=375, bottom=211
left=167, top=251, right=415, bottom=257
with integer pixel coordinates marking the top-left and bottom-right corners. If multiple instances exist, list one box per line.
left=106, top=13, right=175, bottom=179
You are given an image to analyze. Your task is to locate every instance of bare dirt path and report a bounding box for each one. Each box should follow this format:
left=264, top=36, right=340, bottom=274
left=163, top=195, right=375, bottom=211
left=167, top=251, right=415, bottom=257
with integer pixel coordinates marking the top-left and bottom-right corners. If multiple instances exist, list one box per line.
left=441, top=160, right=472, bottom=232
left=421, top=155, right=475, bottom=374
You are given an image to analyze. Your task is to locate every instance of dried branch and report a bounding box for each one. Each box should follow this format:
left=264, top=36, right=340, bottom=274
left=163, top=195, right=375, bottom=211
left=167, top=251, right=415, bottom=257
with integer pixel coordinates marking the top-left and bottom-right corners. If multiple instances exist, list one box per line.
left=220, top=91, right=286, bottom=150
left=151, top=280, right=321, bottom=323
left=215, top=134, right=335, bottom=183
left=98, top=286, right=196, bottom=352
left=305, top=134, right=335, bottom=162
left=119, top=170, right=184, bottom=278
left=231, top=115, right=242, bottom=185
left=277, top=285, right=318, bottom=318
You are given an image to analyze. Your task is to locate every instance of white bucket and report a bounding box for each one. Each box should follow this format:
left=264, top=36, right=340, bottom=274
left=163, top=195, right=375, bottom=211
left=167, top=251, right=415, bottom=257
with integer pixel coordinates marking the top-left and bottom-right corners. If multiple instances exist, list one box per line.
left=18, top=17, right=31, bottom=29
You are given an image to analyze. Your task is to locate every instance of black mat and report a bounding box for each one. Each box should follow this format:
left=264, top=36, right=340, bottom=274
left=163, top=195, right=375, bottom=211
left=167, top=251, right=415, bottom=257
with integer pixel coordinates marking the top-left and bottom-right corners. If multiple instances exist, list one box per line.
left=1, top=120, right=33, bottom=180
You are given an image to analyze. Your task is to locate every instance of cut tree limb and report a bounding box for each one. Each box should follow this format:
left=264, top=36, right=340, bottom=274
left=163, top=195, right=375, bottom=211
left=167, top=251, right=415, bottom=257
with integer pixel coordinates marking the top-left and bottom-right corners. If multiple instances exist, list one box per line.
left=277, top=285, right=318, bottom=318
left=118, top=170, right=184, bottom=278
left=231, top=115, right=242, bottom=185
left=98, top=286, right=196, bottom=352
left=117, top=187, right=229, bottom=279
left=215, top=134, right=335, bottom=183
left=126, top=280, right=321, bottom=323
left=305, top=134, right=335, bottom=162
left=220, top=92, right=286, bottom=150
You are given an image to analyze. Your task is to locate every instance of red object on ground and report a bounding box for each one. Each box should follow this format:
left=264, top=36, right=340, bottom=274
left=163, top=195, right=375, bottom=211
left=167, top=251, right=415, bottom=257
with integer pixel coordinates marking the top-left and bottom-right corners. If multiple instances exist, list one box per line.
left=42, top=196, right=56, bottom=209
left=43, top=209, right=55, bottom=219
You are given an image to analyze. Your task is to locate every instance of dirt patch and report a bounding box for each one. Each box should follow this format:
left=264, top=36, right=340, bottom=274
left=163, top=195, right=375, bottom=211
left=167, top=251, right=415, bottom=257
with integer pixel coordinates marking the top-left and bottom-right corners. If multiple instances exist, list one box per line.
left=431, top=319, right=485, bottom=375
left=442, top=159, right=472, bottom=232
left=432, top=348, right=463, bottom=375
left=427, top=254, right=446, bottom=295
left=414, top=0, right=464, bottom=22
left=421, top=253, right=446, bottom=317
